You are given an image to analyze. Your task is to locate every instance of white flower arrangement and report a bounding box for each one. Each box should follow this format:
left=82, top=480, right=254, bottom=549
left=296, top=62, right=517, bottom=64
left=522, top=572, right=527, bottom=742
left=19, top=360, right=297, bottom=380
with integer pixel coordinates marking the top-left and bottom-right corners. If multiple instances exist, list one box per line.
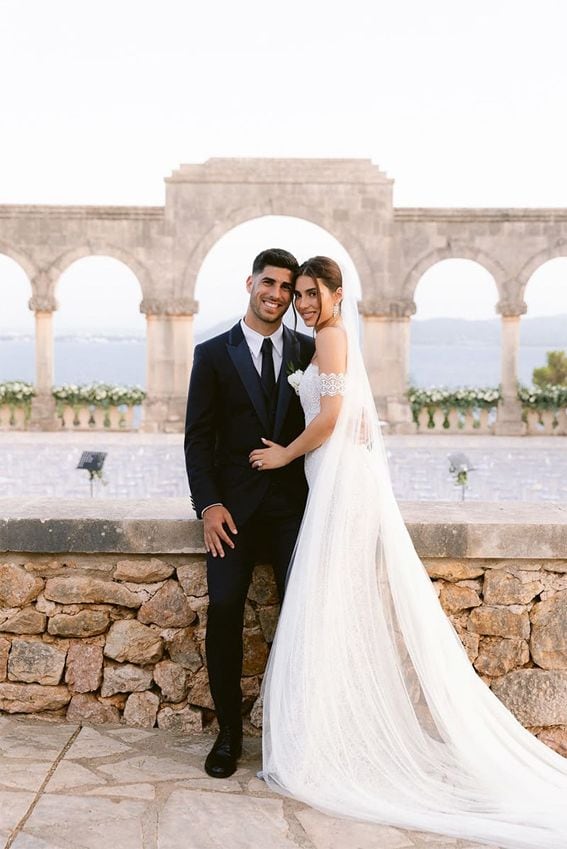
left=407, top=386, right=502, bottom=429
left=52, top=382, right=146, bottom=408
left=0, top=381, right=36, bottom=406
left=287, top=369, right=304, bottom=395
left=517, top=384, right=567, bottom=410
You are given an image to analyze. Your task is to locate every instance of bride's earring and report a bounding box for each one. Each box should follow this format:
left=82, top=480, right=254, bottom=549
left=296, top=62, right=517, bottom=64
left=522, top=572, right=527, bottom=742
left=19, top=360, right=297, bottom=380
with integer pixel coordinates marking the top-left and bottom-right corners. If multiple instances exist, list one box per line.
left=332, top=303, right=340, bottom=318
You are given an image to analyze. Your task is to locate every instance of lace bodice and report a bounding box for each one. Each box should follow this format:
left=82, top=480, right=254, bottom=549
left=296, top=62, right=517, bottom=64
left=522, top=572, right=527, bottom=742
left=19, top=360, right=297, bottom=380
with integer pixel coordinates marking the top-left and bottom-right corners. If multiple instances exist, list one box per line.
left=298, top=363, right=346, bottom=426
left=298, top=363, right=322, bottom=426
left=298, top=363, right=346, bottom=486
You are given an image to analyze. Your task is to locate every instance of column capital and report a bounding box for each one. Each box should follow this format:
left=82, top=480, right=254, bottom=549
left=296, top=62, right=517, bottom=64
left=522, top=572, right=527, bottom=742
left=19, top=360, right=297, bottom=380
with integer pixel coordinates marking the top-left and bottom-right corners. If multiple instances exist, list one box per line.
left=358, top=297, right=416, bottom=318
left=140, top=297, right=199, bottom=317
left=496, top=298, right=527, bottom=318
left=29, top=294, right=57, bottom=312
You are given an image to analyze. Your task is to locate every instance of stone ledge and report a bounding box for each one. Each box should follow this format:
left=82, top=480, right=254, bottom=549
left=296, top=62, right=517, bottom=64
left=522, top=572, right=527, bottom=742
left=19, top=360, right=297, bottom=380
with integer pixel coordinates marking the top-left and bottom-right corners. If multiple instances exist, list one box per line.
left=0, top=205, right=165, bottom=219
left=395, top=207, right=567, bottom=222
left=0, top=499, right=566, bottom=558
left=167, top=158, right=391, bottom=184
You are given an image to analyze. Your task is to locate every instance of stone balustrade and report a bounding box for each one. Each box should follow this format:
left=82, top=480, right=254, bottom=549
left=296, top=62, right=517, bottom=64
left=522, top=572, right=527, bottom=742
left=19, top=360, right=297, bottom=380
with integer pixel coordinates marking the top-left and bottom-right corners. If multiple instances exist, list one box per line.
left=415, top=406, right=496, bottom=434
left=0, top=499, right=566, bottom=756
left=5, top=403, right=567, bottom=435
left=0, top=399, right=141, bottom=432
left=524, top=408, right=567, bottom=436
left=414, top=403, right=567, bottom=436
left=57, top=404, right=138, bottom=431
left=0, top=405, right=30, bottom=430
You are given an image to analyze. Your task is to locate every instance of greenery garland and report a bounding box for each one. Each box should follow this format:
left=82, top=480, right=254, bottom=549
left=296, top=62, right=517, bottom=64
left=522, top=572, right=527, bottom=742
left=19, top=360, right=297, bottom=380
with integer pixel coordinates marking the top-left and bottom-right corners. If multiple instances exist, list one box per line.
left=51, top=383, right=146, bottom=408
left=517, top=384, right=567, bottom=410
left=0, top=381, right=145, bottom=413
left=0, top=381, right=36, bottom=406
left=408, top=387, right=501, bottom=427
left=0, top=381, right=35, bottom=424
left=408, top=384, right=567, bottom=429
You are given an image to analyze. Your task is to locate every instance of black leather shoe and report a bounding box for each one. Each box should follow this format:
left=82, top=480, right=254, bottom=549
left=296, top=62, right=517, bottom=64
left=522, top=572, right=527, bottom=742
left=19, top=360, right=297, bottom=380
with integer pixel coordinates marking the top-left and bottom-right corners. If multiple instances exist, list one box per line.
left=204, top=726, right=243, bottom=778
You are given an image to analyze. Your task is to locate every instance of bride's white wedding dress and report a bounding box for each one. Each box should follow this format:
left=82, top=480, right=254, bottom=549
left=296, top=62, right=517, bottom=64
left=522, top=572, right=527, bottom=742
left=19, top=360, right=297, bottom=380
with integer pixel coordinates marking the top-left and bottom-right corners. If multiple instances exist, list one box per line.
left=260, top=298, right=567, bottom=849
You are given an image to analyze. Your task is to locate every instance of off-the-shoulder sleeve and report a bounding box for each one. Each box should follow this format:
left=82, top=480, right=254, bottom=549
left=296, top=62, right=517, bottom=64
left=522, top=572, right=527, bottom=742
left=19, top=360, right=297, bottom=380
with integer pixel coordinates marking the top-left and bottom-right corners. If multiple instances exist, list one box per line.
left=318, top=372, right=346, bottom=396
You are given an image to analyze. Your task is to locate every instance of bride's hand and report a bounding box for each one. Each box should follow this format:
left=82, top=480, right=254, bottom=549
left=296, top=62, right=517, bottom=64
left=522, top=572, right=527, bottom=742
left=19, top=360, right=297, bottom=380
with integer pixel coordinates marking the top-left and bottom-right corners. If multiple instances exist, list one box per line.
left=249, top=439, right=290, bottom=471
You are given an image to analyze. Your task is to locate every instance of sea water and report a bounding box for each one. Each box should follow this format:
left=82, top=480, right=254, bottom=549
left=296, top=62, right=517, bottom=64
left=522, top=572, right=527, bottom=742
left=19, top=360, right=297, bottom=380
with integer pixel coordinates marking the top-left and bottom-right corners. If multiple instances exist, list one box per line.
left=0, top=336, right=562, bottom=389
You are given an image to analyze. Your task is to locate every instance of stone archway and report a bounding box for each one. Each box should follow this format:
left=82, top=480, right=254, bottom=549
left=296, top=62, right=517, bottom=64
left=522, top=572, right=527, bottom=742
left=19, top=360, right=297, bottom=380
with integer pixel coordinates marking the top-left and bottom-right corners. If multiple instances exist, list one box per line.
left=0, top=240, right=39, bottom=284
left=518, top=245, right=567, bottom=295
left=190, top=213, right=364, bottom=344
left=402, top=244, right=508, bottom=306
left=46, top=243, right=153, bottom=304
left=179, top=202, right=373, bottom=305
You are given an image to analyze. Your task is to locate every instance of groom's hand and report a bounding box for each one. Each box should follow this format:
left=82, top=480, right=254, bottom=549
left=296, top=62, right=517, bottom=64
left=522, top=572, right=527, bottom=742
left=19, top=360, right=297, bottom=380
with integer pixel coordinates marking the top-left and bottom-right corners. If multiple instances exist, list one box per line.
left=203, top=505, right=238, bottom=558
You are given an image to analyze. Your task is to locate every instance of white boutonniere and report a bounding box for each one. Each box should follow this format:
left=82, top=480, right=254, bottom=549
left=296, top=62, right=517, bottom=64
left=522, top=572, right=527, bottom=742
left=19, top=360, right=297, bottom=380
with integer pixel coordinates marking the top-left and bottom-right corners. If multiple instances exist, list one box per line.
left=287, top=369, right=304, bottom=395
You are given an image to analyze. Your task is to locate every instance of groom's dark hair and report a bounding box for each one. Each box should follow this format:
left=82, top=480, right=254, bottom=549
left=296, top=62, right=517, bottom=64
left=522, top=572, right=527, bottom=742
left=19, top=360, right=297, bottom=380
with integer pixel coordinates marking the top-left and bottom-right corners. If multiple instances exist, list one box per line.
left=252, top=248, right=298, bottom=276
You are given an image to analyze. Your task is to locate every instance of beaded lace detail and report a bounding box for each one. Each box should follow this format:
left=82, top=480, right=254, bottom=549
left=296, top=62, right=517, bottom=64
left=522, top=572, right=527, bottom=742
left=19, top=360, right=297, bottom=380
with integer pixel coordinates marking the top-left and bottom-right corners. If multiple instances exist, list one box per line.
left=319, top=372, right=346, bottom=397
left=298, top=365, right=347, bottom=486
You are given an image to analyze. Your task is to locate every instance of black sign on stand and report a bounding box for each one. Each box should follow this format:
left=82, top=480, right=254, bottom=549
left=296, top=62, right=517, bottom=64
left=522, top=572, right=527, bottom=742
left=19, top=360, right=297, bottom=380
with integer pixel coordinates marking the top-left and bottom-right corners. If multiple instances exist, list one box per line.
left=77, top=451, right=107, bottom=498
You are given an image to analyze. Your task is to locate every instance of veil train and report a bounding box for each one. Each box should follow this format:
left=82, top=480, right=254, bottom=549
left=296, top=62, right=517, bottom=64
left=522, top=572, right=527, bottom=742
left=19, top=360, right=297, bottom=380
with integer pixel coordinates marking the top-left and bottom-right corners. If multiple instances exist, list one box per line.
left=261, top=287, right=567, bottom=849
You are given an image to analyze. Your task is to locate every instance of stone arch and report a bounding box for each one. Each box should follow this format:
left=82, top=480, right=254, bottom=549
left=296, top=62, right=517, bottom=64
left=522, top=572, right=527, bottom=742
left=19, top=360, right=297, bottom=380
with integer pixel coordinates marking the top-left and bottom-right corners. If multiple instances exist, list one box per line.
left=179, top=202, right=373, bottom=301
left=0, top=240, right=40, bottom=283
left=517, top=244, right=567, bottom=295
left=402, top=244, right=509, bottom=304
left=46, top=243, right=152, bottom=302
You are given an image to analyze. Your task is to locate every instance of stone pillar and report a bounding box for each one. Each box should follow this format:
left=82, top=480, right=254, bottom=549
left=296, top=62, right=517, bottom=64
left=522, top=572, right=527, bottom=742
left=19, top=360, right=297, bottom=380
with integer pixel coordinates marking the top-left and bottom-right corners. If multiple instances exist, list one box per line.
left=495, top=298, right=526, bottom=435
left=360, top=298, right=416, bottom=433
left=141, top=298, right=198, bottom=432
left=171, top=314, right=195, bottom=396
left=29, top=293, right=57, bottom=430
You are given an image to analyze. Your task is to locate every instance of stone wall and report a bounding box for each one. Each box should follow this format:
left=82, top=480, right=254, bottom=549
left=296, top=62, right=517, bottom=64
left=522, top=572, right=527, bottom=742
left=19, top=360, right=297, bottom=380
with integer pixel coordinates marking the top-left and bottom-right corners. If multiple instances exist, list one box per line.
left=426, top=556, right=567, bottom=755
left=0, top=553, right=273, bottom=734
left=0, top=498, right=566, bottom=756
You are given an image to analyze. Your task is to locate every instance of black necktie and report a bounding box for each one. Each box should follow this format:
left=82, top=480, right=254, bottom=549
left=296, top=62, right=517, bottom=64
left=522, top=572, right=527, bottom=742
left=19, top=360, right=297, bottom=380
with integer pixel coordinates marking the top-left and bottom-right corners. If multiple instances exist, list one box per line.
left=261, top=337, right=276, bottom=401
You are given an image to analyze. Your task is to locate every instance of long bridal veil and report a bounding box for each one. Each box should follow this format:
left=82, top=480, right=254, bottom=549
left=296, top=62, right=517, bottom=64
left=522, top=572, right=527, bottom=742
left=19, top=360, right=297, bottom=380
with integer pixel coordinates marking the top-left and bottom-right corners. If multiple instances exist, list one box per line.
left=261, top=287, right=567, bottom=848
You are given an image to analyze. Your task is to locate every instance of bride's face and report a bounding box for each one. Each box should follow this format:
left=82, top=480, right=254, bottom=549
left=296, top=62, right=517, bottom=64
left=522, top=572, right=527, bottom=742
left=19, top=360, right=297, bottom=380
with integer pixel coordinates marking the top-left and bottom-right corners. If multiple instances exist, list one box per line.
left=294, top=275, right=339, bottom=328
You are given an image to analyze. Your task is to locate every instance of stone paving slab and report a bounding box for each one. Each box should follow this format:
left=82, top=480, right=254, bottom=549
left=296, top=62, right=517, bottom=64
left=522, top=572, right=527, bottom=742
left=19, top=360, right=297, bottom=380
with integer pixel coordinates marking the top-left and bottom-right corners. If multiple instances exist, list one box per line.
left=0, top=716, right=498, bottom=849
left=0, top=793, right=35, bottom=846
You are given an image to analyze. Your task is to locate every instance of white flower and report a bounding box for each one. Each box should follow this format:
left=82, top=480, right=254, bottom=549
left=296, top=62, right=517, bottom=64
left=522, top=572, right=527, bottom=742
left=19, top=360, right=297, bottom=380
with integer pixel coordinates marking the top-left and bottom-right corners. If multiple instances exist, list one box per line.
left=287, top=369, right=304, bottom=395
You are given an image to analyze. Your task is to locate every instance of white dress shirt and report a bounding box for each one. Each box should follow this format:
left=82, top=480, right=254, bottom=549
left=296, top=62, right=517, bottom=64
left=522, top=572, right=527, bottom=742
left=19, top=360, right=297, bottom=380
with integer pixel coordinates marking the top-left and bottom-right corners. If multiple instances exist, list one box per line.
left=240, top=319, right=284, bottom=379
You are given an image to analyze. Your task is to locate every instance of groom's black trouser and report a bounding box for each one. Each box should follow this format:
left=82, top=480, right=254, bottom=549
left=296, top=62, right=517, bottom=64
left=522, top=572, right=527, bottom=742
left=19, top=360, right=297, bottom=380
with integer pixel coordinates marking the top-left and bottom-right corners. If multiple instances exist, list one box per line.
left=205, top=482, right=303, bottom=730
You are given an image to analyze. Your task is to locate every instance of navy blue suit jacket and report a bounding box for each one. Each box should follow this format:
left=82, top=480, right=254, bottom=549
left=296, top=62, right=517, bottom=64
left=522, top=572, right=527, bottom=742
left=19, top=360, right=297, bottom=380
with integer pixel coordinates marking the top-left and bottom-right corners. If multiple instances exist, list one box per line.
left=184, top=322, right=315, bottom=526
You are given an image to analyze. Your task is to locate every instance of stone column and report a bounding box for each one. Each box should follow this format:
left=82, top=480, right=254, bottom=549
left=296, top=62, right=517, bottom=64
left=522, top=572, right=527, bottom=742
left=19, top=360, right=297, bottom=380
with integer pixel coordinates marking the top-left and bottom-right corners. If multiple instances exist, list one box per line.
left=495, top=298, right=526, bottom=435
left=360, top=298, right=416, bottom=433
left=141, top=297, right=198, bottom=432
left=29, top=293, right=57, bottom=430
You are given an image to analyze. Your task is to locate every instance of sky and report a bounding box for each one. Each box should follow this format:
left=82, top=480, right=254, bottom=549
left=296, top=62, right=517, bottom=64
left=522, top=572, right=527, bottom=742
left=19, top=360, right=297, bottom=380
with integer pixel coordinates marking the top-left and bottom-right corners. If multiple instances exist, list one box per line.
left=1, top=0, right=567, bottom=333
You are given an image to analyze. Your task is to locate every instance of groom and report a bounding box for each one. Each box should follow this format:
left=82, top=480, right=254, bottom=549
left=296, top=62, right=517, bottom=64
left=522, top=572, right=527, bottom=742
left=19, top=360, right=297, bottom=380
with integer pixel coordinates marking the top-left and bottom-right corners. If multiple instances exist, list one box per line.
left=184, top=248, right=315, bottom=778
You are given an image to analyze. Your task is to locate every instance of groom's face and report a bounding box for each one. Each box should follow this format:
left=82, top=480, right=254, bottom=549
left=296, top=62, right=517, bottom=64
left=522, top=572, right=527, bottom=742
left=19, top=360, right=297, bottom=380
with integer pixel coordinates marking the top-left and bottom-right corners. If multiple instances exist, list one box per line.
left=246, top=265, right=294, bottom=327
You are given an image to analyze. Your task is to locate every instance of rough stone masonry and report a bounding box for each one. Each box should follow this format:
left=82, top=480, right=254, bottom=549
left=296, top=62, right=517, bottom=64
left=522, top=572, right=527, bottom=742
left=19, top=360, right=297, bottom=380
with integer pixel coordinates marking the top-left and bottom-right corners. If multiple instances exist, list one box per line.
left=0, top=498, right=566, bottom=758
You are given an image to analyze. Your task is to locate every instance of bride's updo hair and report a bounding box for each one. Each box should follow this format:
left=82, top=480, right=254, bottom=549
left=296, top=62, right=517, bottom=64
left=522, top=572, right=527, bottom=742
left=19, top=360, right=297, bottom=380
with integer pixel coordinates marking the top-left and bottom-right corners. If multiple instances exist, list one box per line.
left=295, top=256, right=342, bottom=295
left=294, top=256, right=343, bottom=331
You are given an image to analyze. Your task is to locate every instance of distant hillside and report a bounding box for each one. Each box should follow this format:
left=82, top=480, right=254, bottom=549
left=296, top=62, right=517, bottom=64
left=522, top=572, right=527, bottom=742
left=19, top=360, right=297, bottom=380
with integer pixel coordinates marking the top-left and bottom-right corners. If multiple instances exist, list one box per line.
left=1, top=314, right=565, bottom=348
left=411, top=315, right=567, bottom=347
left=195, top=316, right=240, bottom=343
left=196, top=314, right=567, bottom=347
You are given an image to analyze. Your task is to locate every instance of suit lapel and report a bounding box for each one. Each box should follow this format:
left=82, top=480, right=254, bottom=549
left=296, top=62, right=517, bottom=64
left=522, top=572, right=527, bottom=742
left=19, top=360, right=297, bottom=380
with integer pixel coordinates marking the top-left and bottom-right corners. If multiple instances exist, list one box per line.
left=226, top=323, right=271, bottom=435
left=273, top=326, right=301, bottom=441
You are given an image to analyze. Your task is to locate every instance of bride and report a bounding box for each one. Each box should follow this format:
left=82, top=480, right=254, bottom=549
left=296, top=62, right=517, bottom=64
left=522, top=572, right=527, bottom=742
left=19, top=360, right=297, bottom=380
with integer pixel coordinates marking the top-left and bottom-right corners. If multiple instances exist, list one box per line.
left=249, top=256, right=567, bottom=849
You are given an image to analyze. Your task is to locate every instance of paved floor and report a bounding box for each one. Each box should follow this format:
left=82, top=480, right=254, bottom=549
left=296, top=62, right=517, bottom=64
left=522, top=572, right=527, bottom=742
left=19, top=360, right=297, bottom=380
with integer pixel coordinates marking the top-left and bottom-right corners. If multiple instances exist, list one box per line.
left=0, top=716, right=499, bottom=849
left=1, top=431, right=567, bottom=503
